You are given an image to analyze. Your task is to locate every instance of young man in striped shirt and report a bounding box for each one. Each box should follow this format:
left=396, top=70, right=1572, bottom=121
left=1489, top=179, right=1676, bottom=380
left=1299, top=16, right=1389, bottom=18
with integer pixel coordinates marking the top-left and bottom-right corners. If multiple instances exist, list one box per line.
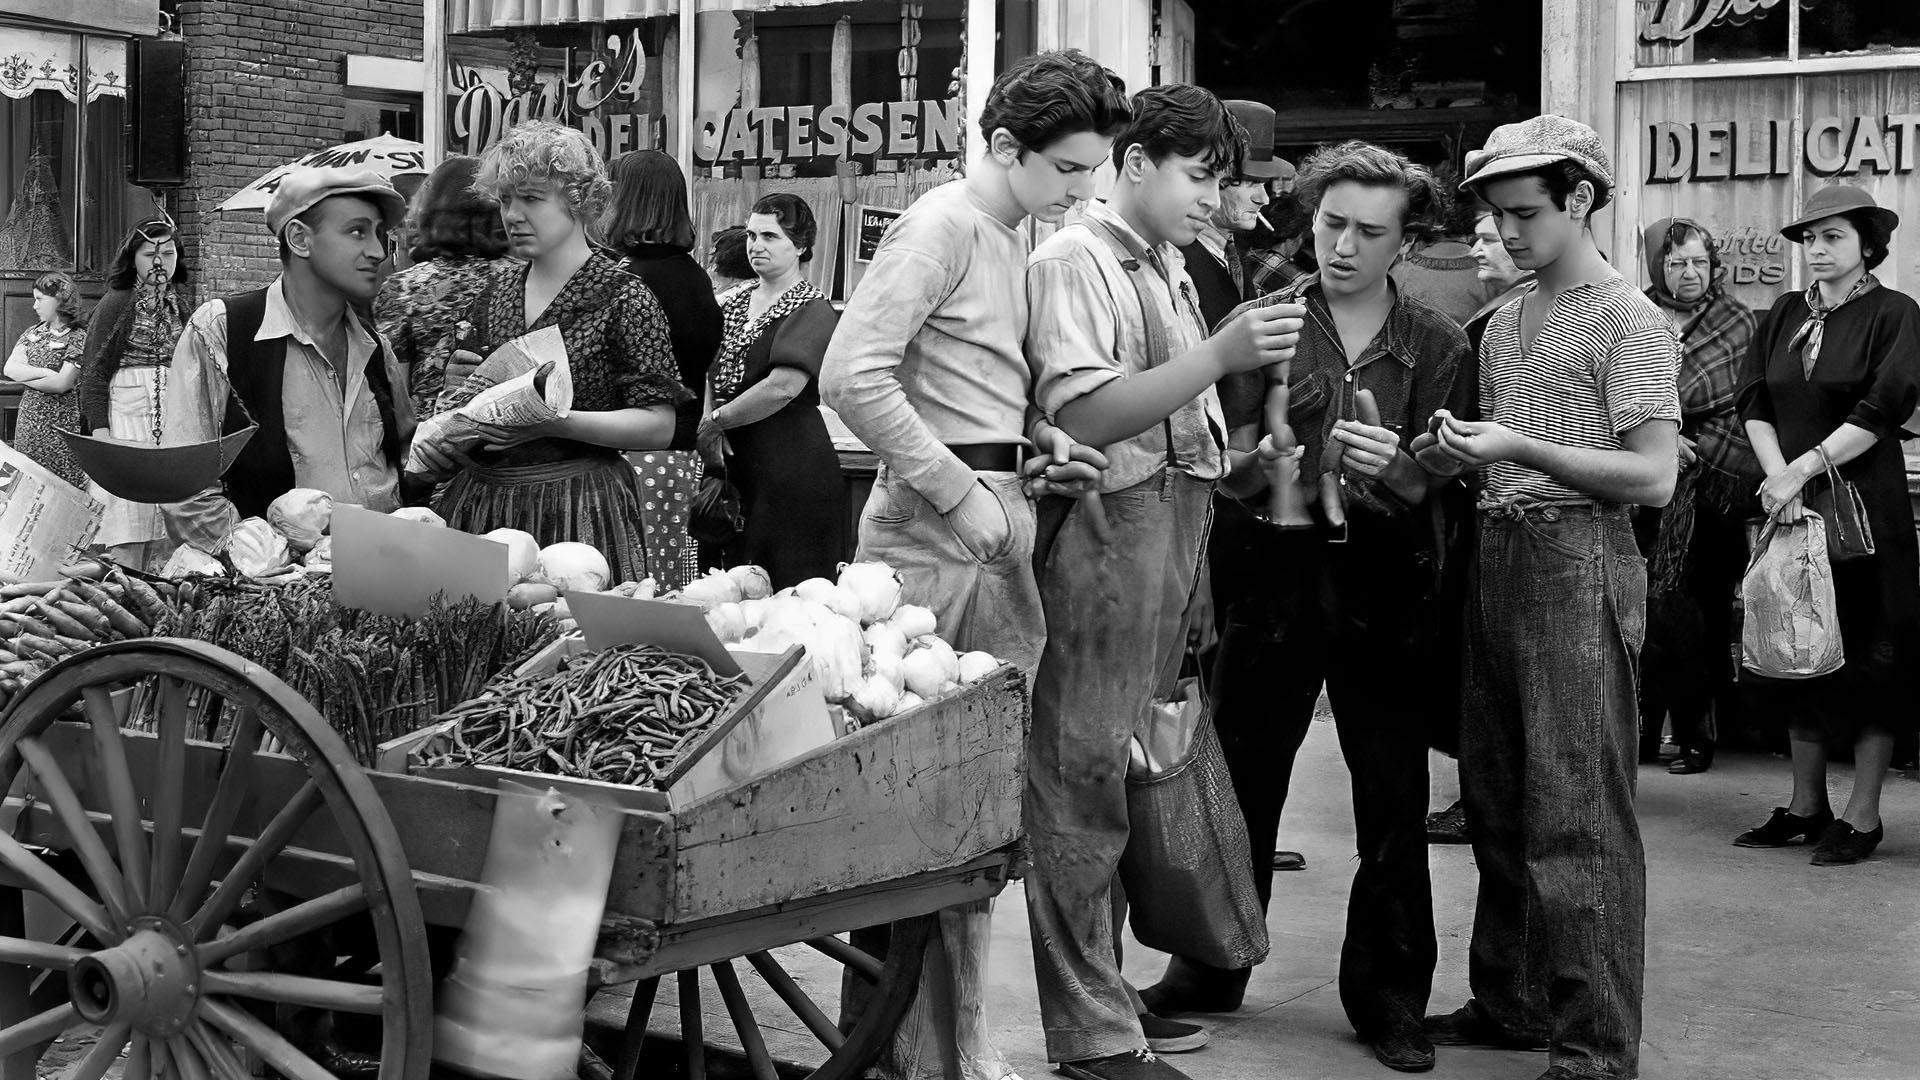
left=1412, top=116, right=1680, bottom=1080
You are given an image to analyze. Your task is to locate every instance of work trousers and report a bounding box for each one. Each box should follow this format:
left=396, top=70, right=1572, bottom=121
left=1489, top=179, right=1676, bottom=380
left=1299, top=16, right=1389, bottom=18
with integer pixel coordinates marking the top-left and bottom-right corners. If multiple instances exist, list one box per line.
left=1462, top=502, right=1647, bottom=1079
left=1025, top=471, right=1212, bottom=1064
left=1205, top=499, right=1437, bottom=1036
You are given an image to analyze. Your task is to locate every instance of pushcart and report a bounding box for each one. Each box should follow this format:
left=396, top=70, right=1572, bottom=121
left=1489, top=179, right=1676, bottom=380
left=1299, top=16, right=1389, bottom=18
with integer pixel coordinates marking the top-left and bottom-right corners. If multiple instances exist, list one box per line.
left=0, top=637, right=1029, bottom=1080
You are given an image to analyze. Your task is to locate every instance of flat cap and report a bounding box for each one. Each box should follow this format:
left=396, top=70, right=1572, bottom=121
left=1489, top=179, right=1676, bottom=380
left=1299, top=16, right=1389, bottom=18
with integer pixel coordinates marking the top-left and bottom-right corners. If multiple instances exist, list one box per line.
left=1462, top=115, right=1613, bottom=205
left=265, top=166, right=408, bottom=237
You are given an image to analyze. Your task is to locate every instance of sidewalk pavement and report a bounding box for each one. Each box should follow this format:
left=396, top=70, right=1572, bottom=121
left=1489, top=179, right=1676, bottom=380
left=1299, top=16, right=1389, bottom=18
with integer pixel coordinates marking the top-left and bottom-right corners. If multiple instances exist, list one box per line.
left=981, top=712, right=1920, bottom=1080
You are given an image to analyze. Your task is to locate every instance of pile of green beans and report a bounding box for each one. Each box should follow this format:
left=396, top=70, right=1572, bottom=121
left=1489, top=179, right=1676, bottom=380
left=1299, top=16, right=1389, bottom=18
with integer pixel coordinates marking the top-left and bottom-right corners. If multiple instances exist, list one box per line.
left=420, top=644, right=749, bottom=788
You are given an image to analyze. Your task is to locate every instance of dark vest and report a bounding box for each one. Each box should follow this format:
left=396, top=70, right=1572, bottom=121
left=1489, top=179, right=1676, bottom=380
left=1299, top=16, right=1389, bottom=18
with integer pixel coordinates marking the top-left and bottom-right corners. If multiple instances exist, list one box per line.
left=219, top=288, right=405, bottom=519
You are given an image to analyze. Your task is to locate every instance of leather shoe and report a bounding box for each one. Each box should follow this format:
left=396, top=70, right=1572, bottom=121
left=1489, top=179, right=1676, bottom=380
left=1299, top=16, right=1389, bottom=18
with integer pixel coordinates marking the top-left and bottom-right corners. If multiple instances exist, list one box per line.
left=1425, top=801, right=1469, bottom=844
left=1810, top=819, right=1884, bottom=866
left=1733, top=806, right=1834, bottom=847
left=1366, top=1021, right=1435, bottom=1072
left=1422, top=1003, right=1547, bottom=1051
left=1140, top=959, right=1250, bottom=1015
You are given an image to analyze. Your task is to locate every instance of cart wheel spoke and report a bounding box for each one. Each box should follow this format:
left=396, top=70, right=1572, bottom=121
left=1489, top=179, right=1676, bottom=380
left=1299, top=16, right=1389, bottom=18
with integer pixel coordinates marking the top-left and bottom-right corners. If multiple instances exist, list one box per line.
left=201, top=969, right=384, bottom=1014
left=66, top=1020, right=132, bottom=1080
left=745, top=950, right=846, bottom=1051
left=126, top=1033, right=150, bottom=1080
left=200, top=998, right=335, bottom=1080
left=82, top=686, right=150, bottom=912
left=185, top=1022, right=248, bottom=1080
left=147, top=676, right=195, bottom=910
left=0, top=833, right=117, bottom=945
left=187, top=779, right=322, bottom=940
left=0, top=1002, right=77, bottom=1057
left=168, top=706, right=263, bottom=924
left=16, top=737, right=133, bottom=928
left=0, top=935, right=82, bottom=972
left=677, top=969, right=706, bottom=1080
left=613, top=976, right=659, bottom=1080
left=150, top=1036, right=173, bottom=1080
left=166, top=1032, right=212, bottom=1080
left=805, top=934, right=883, bottom=983
left=710, top=960, right=779, bottom=1080
left=197, top=883, right=366, bottom=966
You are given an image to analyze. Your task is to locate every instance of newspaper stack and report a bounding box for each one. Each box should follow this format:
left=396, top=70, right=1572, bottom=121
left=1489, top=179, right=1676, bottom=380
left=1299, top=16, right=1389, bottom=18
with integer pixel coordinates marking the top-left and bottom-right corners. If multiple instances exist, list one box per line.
left=406, top=326, right=574, bottom=477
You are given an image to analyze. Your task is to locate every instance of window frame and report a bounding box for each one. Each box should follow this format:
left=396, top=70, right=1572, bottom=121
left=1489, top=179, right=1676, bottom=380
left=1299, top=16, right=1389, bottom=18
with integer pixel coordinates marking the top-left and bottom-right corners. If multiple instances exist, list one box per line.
left=1622, top=0, right=1920, bottom=81
left=0, top=20, right=138, bottom=281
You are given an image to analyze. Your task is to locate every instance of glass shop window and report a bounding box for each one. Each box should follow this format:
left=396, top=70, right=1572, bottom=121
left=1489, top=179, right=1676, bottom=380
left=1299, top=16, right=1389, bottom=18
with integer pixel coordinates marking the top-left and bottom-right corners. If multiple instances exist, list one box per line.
left=1636, top=0, right=1920, bottom=68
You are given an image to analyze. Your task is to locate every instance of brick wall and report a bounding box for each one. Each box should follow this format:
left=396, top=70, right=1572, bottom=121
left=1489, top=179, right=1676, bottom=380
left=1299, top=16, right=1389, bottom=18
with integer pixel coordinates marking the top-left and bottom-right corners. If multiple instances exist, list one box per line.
left=174, top=0, right=422, bottom=300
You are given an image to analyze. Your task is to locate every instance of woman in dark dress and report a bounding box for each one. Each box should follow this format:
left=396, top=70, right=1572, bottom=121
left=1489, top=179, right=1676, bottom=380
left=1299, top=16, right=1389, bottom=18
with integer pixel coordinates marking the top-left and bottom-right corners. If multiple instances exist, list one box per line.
left=606, top=150, right=723, bottom=586
left=1732, top=187, right=1920, bottom=866
left=411, top=121, right=689, bottom=587
left=699, top=194, right=846, bottom=588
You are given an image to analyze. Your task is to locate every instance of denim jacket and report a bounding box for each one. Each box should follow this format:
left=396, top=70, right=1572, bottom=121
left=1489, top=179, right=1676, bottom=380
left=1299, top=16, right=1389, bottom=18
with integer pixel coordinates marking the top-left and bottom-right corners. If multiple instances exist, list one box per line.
left=1275, top=275, right=1473, bottom=516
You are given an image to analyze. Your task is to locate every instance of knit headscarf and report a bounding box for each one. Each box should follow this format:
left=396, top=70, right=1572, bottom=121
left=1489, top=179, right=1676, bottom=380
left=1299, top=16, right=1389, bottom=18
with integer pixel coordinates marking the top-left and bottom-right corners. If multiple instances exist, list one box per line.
left=1643, top=217, right=1717, bottom=314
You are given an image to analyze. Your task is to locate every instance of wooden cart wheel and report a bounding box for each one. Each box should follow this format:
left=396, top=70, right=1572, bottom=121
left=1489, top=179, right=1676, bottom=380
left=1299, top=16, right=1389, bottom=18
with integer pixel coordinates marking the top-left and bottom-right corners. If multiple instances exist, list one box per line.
left=0, top=639, right=433, bottom=1080
left=615, top=914, right=933, bottom=1080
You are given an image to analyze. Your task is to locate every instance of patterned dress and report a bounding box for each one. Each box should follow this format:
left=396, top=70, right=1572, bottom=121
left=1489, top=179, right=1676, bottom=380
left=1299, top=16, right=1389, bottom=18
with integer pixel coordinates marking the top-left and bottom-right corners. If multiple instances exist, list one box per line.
left=373, top=255, right=517, bottom=417
left=434, top=255, right=691, bottom=587
left=9, top=323, right=88, bottom=490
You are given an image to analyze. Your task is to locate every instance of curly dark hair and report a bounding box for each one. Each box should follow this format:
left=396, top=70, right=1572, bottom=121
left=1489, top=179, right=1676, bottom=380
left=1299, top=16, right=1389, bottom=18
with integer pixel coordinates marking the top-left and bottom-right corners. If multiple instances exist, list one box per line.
left=1112, top=84, right=1241, bottom=176
left=1846, top=211, right=1896, bottom=271
left=605, top=150, right=696, bottom=254
left=32, top=271, right=85, bottom=328
left=749, top=193, right=817, bottom=264
left=406, top=155, right=508, bottom=263
left=979, top=49, right=1132, bottom=156
left=1294, top=140, right=1448, bottom=239
left=106, top=219, right=188, bottom=290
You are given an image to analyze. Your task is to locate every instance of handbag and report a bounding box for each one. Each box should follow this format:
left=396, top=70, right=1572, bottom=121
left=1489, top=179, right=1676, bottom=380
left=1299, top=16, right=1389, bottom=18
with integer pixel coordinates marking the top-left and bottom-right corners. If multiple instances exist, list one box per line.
left=688, top=463, right=744, bottom=547
left=1118, top=678, right=1270, bottom=970
left=1808, top=445, right=1874, bottom=562
left=1741, top=513, right=1845, bottom=679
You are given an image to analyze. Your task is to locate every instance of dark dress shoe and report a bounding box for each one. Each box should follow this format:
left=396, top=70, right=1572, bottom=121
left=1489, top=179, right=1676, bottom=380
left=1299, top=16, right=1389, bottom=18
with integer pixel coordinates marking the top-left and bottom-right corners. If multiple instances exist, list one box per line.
left=1421, top=1003, right=1547, bottom=1051
left=1366, top=1021, right=1436, bottom=1072
left=1274, top=849, right=1307, bottom=871
left=1732, top=806, right=1834, bottom=847
left=1668, top=751, right=1710, bottom=775
left=1140, top=958, right=1250, bottom=1015
left=1810, top=820, right=1884, bottom=866
left=1425, top=801, right=1469, bottom=844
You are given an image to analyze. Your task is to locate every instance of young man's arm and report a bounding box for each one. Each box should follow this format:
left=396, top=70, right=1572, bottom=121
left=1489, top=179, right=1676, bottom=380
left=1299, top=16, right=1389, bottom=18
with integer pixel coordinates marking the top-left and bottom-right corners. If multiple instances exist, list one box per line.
left=1029, top=254, right=1302, bottom=447
left=820, top=244, right=980, bottom=515
left=1434, top=416, right=1679, bottom=506
left=161, top=302, right=244, bottom=553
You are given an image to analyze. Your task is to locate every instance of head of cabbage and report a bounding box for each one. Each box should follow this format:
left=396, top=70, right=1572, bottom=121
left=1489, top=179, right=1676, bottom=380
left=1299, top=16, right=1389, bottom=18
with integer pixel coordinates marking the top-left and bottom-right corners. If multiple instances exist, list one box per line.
left=266, top=488, right=334, bottom=552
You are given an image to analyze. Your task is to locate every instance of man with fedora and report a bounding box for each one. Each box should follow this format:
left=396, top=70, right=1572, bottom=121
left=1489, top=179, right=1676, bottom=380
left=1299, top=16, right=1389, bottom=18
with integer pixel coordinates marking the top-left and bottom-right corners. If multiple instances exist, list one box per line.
left=163, top=166, right=415, bottom=554
left=1413, top=115, right=1679, bottom=1080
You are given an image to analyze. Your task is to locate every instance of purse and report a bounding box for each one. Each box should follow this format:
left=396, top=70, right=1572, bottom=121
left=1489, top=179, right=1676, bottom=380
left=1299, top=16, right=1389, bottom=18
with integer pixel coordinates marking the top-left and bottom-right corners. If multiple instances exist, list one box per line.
left=1809, top=445, right=1874, bottom=562
left=688, top=463, right=744, bottom=547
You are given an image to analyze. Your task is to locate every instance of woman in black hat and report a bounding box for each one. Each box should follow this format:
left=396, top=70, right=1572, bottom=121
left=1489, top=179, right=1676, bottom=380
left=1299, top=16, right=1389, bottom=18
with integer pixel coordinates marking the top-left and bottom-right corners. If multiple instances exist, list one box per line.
left=1732, top=186, right=1920, bottom=866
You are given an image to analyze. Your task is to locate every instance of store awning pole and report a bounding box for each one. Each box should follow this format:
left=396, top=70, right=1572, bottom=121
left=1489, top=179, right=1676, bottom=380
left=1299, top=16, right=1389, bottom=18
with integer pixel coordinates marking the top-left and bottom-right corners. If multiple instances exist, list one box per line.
left=423, top=0, right=447, bottom=170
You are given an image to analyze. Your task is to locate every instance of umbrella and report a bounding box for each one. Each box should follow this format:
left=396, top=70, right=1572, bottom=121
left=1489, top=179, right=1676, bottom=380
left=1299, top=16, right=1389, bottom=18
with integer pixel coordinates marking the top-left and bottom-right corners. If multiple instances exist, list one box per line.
left=217, top=134, right=427, bottom=213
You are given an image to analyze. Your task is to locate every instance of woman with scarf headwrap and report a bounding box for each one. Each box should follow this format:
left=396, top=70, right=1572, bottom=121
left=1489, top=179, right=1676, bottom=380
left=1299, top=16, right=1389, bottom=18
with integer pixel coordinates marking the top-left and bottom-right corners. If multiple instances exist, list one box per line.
left=1731, top=188, right=1920, bottom=866
left=77, top=217, right=191, bottom=571
left=1632, top=218, right=1759, bottom=775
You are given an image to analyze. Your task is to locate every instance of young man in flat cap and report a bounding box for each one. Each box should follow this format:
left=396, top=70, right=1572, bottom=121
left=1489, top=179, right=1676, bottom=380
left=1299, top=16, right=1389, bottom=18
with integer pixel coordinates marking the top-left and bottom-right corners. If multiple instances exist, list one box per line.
left=1414, top=116, right=1679, bottom=1080
left=164, top=166, right=415, bottom=553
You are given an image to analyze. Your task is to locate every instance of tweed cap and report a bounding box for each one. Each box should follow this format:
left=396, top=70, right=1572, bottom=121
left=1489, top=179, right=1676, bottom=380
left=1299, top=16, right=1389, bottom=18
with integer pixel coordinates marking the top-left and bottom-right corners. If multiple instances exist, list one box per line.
left=1461, top=115, right=1614, bottom=203
left=265, top=166, right=407, bottom=237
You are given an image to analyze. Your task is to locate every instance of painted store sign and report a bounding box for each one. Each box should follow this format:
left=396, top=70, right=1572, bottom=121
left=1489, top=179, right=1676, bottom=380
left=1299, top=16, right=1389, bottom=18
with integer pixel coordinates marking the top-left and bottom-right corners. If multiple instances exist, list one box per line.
left=447, top=29, right=664, bottom=160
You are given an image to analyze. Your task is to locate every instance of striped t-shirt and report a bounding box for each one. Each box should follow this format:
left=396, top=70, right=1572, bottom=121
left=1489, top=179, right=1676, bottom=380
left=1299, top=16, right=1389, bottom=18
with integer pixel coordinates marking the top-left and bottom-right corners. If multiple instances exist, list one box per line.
left=1479, top=274, right=1681, bottom=501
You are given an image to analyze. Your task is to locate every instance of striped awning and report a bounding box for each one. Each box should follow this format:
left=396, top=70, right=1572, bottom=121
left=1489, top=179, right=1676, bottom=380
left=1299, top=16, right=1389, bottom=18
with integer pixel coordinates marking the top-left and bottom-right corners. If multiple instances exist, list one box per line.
left=448, top=0, right=852, bottom=34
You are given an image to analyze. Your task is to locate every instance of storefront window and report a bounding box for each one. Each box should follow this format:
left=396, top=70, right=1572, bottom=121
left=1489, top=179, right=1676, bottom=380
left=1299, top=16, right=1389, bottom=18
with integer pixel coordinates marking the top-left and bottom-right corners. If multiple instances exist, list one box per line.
left=0, top=27, right=147, bottom=279
left=1637, top=0, right=1920, bottom=68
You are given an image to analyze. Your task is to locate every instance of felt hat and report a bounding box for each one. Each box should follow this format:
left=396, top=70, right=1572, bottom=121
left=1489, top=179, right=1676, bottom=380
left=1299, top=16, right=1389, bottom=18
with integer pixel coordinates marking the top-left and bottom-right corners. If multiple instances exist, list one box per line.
left=1461, top=114, right=1614, bottom=202
left=1780, top=185, right=1899, bottom=242
left=1224, top=100, right=1284, bottom=180
left=265, top=166, right=408, bottom=236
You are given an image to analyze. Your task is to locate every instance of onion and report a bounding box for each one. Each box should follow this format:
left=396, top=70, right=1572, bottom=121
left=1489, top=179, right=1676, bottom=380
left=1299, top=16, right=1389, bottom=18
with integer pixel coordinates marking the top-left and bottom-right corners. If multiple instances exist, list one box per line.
left=726, top=564, right=773, bottom=600
left=852, top=673, right=905, bottom=723
left=836, top=561, right=903, bottom=624
left=958, top=651, right=1000, bottom=683
left=483, top=528, right=542, bottom=586
left=388, top=506, right=446, bottom=527
left=863, top=622, right=909, bottom=662
left=535, top=542, right=610, bottom=594
left=901, top=648, right=954, bottom=701
left=508, top=582, right=559, bottom=610
left=889, top=605, right=938, bottom=640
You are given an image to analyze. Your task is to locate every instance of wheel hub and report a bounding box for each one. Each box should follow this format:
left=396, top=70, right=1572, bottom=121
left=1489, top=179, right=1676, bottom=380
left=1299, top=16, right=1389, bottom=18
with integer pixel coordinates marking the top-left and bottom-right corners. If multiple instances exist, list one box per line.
left=68, top=915, right=203, bottom=1038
